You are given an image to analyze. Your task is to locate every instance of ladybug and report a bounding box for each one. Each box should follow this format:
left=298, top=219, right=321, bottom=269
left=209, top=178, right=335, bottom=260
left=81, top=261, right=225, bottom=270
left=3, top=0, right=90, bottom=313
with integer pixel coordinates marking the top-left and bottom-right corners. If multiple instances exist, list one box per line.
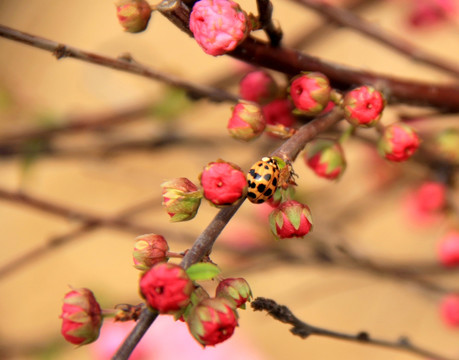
left=247, top=157, right=280, bottom=204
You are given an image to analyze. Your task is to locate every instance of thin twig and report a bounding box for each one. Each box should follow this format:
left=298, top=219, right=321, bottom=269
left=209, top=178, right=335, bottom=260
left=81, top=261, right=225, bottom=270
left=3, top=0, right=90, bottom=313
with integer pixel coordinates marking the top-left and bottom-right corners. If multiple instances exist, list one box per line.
left=0, top=25, right=239, bottom=104
left=256, top=0, right=283, bottom=47
left=251, top=297, right=455, bottom=360
left=291, top=0, right=459, bottom=79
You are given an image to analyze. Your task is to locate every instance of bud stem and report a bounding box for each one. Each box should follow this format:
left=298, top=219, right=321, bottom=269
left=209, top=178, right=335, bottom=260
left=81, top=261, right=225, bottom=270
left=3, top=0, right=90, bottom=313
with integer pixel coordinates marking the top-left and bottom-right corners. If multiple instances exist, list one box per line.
left=338, top=125, right=354, bottom=144
left=166, top=251, right=185, bottom=258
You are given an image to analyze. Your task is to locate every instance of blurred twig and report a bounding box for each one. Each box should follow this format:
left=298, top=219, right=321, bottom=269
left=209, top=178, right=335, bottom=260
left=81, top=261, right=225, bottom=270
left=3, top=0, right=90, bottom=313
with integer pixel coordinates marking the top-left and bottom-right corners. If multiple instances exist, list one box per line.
left=251, top=297, right=455, bottom=360
left=291, top=0, right=459, bottom=79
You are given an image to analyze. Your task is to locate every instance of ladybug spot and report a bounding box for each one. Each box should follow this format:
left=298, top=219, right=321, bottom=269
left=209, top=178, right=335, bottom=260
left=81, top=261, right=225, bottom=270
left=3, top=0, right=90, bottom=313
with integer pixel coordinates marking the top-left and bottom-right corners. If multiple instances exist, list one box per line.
left=254, top=173, right=262, bottom=180
left=272, top=178, right=278, bottom=186
left=263, top=173, right=272, bottom=181
left=264, top=188, right=273, bottom=197
left=247, top=192, right=256, bottom=199
left=249, top=169, right=256, bottom=176
left=257, top=184, right=266, bottom=193
left=249, top=182, right=256, bottom=189
left=256, top=198, right=264, bottom=204
left=264, top=165, right=269, bottom=170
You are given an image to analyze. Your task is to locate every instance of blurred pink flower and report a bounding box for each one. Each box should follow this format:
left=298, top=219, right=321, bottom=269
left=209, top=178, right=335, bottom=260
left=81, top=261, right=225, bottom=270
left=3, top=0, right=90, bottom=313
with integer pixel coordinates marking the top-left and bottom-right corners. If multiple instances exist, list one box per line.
left=90, top=316, right=265, bottom=360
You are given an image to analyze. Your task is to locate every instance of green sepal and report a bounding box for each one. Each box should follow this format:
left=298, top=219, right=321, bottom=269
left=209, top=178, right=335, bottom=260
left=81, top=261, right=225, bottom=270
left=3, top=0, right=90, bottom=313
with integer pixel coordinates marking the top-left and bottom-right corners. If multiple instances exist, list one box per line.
left=186, top=263, right=221, bottom=281
left=285, top=204, right=302, bottom=230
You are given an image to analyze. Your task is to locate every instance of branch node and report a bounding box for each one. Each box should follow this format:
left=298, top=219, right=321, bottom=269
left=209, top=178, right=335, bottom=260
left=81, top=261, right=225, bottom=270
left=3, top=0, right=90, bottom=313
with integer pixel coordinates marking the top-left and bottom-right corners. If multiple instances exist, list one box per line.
left=53, top=44, right=70, bottom=60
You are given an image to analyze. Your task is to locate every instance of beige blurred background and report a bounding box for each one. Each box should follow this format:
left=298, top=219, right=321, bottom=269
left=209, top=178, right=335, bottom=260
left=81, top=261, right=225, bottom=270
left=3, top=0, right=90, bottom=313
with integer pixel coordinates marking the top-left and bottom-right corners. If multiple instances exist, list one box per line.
left=0, top=0, right=458, bottom=359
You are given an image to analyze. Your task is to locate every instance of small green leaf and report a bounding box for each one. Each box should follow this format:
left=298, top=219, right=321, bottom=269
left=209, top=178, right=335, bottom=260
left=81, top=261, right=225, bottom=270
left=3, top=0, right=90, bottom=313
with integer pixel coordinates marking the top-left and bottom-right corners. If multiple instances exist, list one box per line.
left=186, top=263, right=221, bottom=281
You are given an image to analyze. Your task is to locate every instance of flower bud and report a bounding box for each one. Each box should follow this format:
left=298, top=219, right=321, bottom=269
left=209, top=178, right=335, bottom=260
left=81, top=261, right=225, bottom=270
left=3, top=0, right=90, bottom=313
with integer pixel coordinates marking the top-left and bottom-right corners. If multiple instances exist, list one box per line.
left=227, top=101, right=266, bottom=141
left=269, top=200, right=313, bottom=240
left=305, top=139, right=346, bottom=180
left=239, top=70, right=278, bottom=104
left=189, top=0, right=250, bottom=56
left=115, top=0, right=152, bottom=33
left=187, top=298, right=238, bottom=347
left=60, top=288, right=102, bottom=345
left=200, top=160, right=247, bottom=207
left=139, top=263, right=194, bottom=314
left=343, top=86, right=385, bottom=127
left=133, top=234, right=169, bottom=271
left=216, top=278, right=252, bottom=309
left=289, top=72, right=331, bottom=116
left=433, top=128, right=459, bottom=164
left=440, top=294, right=459, bottom=327
left=378, top=123, right=420, bottom=162
left=161, top=178, right=203, bottom=222
left=408, top=0, right=456, bottom=28
left=262, top=99, right=296, bottom=138
left=438, top=230, right=459, bottom=267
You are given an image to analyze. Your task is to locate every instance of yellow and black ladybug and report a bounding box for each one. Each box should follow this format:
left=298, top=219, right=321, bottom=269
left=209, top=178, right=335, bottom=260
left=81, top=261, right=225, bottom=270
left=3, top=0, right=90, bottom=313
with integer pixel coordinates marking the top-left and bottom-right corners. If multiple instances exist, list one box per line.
left=246, top=157, right=280, bottom=204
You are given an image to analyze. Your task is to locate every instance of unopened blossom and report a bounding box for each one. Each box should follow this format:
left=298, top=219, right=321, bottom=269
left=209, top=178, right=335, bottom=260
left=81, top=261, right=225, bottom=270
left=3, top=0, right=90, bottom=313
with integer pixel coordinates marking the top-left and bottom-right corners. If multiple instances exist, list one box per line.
left=60, top=288, right=102, bottom=345
left=140, top=263, right=194, bottom=314
left=133, top=234, right=169, bottom=271
left=216, top=278, right=252, bottom=309
left=115, top=0, right=152, bottom=33
left=161, top=177, right=203, bottom=222
left=262, top=99, right=297, bottom=138
left=440, top=294, right=459, bottom=327
left=187, top=298, right=238, bottom=346
left=289, top=72, right=331, bottom=116
left=227, top=101, right=266, bottom=141
left=269, top=200, right=313, bottom=240
left=189, top=0, right=250, bottom=56
left=239, top=70, right=278, bottom=104
left=438, top=231, right=459, bottom=267
left=305, top=139, right=346, bottom=180
left=378, top=123, right=420, bottom=162
left=200, top=160, right=247, bottom=206
left=343, top=86, right=385, bottom=127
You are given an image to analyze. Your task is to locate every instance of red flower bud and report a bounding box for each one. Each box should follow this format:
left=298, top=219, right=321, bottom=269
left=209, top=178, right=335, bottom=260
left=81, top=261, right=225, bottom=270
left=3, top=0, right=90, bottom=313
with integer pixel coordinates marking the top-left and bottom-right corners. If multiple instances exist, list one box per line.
left=189, top=0, right=250, bottom=56
left=262, top=99, right=297, bottom=138
left=187, top=298, right=238, bottom=347
left=60, top=288, right=102, bottom=345
left=305, top=139, right=346, bottom=180
left=216, top=278, right=252, bottom=309
left=200, top=160, right=247, bottom=206
left=161, top=178, right=203, bottom=222
left=239, top=70, right=278, bottom=104
left=289, top=72, right=331, bottom=116
left=343, top=86, right=385, bottom=127
left=139, top=263, right=194, bottom=314
left=440, top=294, right=459, bottom=327
left=269, top=200, right=313, bottom=240
left=227, top=101, right=266, bottom=141
left=438, top=230, right=459, bottom=267
left=408, top=0, right=456, bottom=28
left=133, top=234, right=169, bottom=271
left=378, top=123, right=420, bottom=162
left=115, top=0, right=152, bottom=33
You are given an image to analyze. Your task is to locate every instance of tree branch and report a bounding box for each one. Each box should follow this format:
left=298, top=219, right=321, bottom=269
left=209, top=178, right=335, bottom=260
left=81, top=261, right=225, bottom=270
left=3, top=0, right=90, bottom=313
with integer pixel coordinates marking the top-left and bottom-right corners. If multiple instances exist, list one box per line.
left=251, top=297, right=455, bottom=360
left=291, top=0, right=459, bottom=79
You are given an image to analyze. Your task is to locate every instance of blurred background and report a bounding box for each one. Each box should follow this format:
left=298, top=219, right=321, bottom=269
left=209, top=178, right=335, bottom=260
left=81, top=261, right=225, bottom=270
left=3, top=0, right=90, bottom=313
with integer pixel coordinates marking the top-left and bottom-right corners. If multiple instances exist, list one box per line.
left=0, top=0, right=458, bottom=359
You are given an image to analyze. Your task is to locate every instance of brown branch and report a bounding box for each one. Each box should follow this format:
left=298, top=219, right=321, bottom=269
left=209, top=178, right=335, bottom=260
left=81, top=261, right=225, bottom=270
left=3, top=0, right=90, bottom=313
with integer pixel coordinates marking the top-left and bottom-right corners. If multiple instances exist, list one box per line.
left=0, top=24, right=239, bottom=104
left=256, top=0, right=283, bottom=47
left=291, top=0, right=459, bottom=79
left=251, top=297, right=456, bottom=360
left=158, top=3, right=459, bottom=111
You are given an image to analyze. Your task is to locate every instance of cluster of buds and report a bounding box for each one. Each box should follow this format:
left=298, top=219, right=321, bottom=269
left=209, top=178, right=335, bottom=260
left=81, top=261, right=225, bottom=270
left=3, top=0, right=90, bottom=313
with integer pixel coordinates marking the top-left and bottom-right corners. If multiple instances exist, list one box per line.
left=189, top=0, right=251, bottom=56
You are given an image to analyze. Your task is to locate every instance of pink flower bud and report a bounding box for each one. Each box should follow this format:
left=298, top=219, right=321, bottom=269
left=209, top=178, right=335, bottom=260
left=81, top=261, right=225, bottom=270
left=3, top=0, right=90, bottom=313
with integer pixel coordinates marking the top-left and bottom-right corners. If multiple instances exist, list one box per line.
left=200, top=160, right=247, bottom=207
left=269, top=200, right=313, bottom=240
left=440, top=294, right=459, bottom=327
left=216, top=278, right=252, bottom=309
left=60, top=288, right=102, bottom=345
left=161, top=178, right=203, bottom=222
left=133, top=234, right=169, bottom=271
left=187, top=298, right=238, bottom=347
left=438, top=231, right=459, bottom=267
left=189, top=0, right=250, bottom=56
left=115, top=0, right=152, bottom=33
left=289, top=72, right=331, bottom=116
left=408, top=0, right=456, bottom=28
left=305, top=139, right=346, bottom=180
left=262, top=99, right=297, bottom=138
left=415, top=181, right=447, bottom=212
left=378, top=123, right=420, bottom=162
left=433, top=128, right=459, bottom=164
left=139, top=263, right=194, bottom=314
left=227, top=101, right=266, bottom=141
left=343, top=86, right=385, bottom=127
left=239, top=70, right=278, bottom=104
